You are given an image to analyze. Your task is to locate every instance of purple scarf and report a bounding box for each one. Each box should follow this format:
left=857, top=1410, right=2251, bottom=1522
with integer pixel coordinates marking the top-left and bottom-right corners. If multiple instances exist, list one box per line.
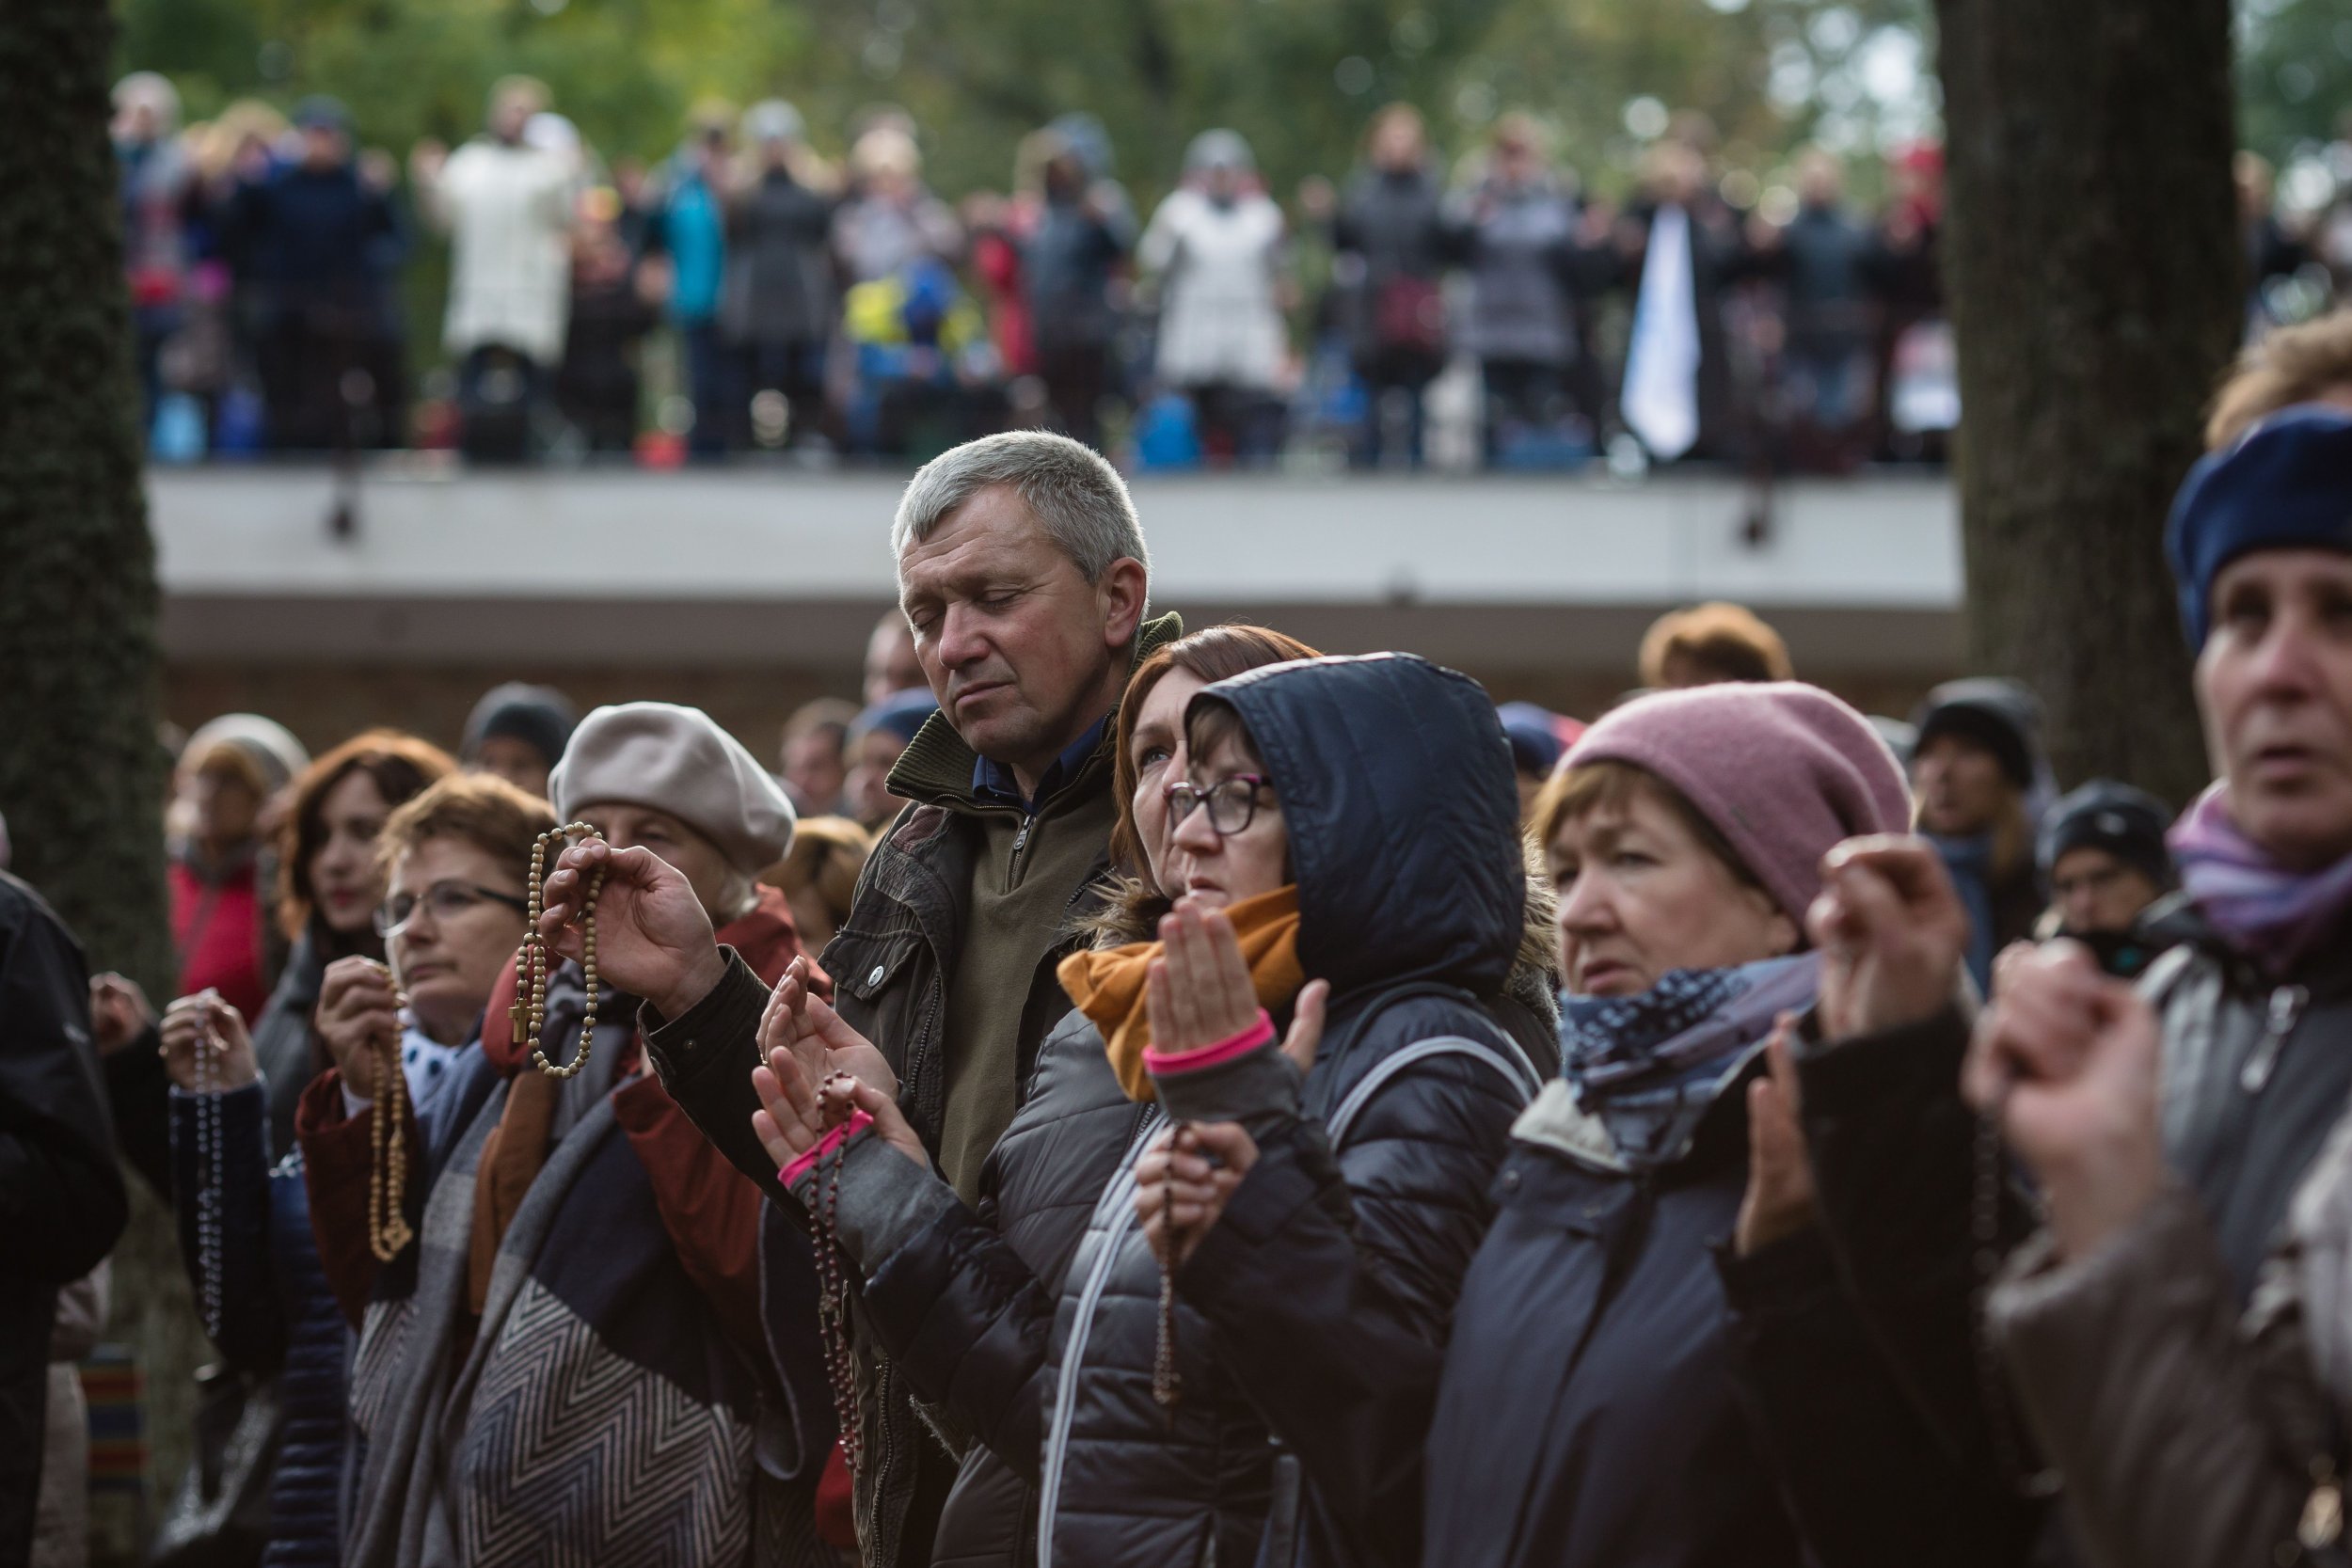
left=2169, top=783, right=2352, bottom=976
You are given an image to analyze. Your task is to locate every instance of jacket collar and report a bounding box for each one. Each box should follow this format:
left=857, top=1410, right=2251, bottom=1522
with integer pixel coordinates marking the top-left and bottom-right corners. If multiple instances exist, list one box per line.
left=887, top=611, right=1184, bottom=816
left=1513, top=1054, right=1761, bottom=1177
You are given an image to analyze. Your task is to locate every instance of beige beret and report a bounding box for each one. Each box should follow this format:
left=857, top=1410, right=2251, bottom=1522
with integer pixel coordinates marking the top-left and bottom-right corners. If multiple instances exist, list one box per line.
left=549, top=703, right=796, bottom=873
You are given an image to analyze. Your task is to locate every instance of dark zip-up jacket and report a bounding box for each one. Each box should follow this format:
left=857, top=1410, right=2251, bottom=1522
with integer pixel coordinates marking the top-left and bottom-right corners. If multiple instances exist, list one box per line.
left=1723, top=903, right=2352, bottom=1568
left=642, top=613, right=1183, bottom=1567
left=0, top=873, right=129, bottom=1564
left=1421, top=1080, right=1806, bottom=1568
left=1152, top=653, right=1553, bottom=1568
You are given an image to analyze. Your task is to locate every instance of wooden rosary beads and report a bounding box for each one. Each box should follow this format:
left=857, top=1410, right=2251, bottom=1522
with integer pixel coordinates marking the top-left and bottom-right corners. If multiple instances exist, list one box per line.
left=1152, top=1259, right=1184, bottom=1409
left=366, top=962, right=414, bottom=1262
left=514, top=824, right=609, bottom=1080
left=191, top=1003, right=227, bottom=1335
left=1153, top=1125, right=1184, bottom=1409
left=811, top=1134, right=864, bottom=1476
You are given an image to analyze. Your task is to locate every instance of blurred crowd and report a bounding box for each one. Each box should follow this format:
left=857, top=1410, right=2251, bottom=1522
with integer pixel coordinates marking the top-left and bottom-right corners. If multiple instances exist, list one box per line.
left=116, top=72, right=2352, bottom=475
left=6, top=295, right=2352, bottom=1565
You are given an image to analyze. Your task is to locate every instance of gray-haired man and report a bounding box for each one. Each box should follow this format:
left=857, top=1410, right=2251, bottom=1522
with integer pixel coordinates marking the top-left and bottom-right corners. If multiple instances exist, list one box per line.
left=536, top=430, right=1174, bottom=1565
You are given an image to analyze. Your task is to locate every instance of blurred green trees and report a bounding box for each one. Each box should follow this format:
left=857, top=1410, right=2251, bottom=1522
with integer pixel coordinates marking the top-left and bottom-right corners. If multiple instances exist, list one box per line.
left=118, top=0, right=1940, bottom=201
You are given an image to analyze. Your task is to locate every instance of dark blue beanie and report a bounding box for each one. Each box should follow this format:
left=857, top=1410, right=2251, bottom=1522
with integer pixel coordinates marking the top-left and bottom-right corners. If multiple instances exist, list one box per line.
left=2037, top=779, right=2176, bottom=888
left=852, top=686, right=940, bottom=746
left=462, top=682, right=576, bottom=770
left=1496, top=702, right=1565, bottom=777
left=2166, top=404, right=2352, bottom=652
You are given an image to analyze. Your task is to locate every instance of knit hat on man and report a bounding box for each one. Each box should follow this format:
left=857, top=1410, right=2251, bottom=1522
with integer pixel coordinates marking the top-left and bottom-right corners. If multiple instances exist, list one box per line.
left=462, top=683, right=577, bottom=772
left=1912, top=678, right=2044, bottom=790
left=1564, top=682, right=1912, bottom=925
left=851, top=687, right=941, bottom=747
left=1497, top=702, right=1567, bottom=778
left=2038, top=780, right=2177, bottom=889
left=549, top=703, right=796, bottom=874
left=2166, top=404, right=2352, bottom=652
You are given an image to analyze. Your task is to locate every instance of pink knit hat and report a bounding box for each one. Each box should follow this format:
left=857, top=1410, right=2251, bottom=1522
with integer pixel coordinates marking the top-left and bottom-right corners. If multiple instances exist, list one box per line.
left=1563, top=682, right=1912, bottom=923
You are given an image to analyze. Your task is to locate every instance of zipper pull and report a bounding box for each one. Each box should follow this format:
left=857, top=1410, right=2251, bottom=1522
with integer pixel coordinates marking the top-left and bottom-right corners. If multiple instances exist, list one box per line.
left=2241, top=984, right=2310, bottom=1095
left=1011, top=816, right=1033, bottom=858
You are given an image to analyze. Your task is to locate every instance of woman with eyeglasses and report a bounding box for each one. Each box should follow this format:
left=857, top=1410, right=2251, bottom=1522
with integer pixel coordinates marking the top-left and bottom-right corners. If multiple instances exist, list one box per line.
left=145, top=730, right=452, bottom=1568
left=294, top=706, right=847, bottom=1568
left=305, top=772, right=550, bottom=1159
left=750, top=646, right=1560, bottom=1567
left=1130, top=681, right=1911, bottom=1568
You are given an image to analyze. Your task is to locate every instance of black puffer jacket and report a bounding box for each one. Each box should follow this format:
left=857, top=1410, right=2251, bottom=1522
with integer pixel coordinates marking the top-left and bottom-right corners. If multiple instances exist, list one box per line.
left=811, top=654, right=1547, bottom=1568
left=1044, top=654, right=1544, bottom=1568
left=858, top=1007, right=1147, bottom=1567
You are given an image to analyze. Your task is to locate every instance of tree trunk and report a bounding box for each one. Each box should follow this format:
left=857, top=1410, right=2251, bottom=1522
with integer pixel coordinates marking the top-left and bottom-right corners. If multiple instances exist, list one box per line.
left=1933, top=0, right=2242, bottom=804
left=0, top=0, right=201, bottom=1536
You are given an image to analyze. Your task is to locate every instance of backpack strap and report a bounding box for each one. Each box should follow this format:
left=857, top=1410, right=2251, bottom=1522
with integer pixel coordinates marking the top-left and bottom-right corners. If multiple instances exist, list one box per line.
left=1322, top=984, right=1544, bottom=1150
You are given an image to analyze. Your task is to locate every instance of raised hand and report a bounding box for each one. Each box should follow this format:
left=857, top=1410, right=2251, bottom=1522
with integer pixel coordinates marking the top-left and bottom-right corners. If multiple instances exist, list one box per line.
left=1963, top=941, right=2164, bottom=1262
left=1808, top=836, right=1974, bottom=1044
left=762, top=956, right=898, bottom=1101
left=751, top=958, right=913, bottom=1181
left=1147, top=899, right=1268, bottom=1053
left=1136, top=1121, right=1256, bottom=1269
left=1277, top=981, right=1329, bottom=1075
left=539, top=839, right=723, bottom=1020
left=750, top=1044, right=830, bottom=1170
left=316, top=957, right=403, bottom=1099
left=88, top=974, right=154, bottom=1056
left=818, top=1073, right=927, bottom=1168
left=1733, top=1015, right=1813, bottom=1257
left=158, top=990, right=260, bottom=1093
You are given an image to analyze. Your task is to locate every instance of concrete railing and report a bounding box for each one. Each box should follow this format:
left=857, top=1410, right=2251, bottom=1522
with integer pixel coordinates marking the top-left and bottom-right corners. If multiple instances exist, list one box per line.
left=151, top=465, right=1962, bottom=677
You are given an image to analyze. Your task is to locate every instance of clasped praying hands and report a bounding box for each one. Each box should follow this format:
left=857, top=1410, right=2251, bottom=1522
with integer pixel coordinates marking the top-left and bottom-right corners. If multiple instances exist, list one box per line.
left=751, top=955, right=925, bottom=1175
left=1133, top=897, right=1327, bottom=1270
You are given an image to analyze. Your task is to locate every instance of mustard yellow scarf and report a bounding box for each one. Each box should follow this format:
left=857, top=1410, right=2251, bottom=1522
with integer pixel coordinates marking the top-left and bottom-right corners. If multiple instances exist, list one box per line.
left=1057, top=886, right=1305, bottom=1102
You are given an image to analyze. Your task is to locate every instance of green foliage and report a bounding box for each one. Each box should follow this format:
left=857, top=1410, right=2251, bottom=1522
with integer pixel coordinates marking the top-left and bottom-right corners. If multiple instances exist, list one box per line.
left=119, top=0, right=818, bottom=162
left=117, top=0, right=1937, bottom=206
left=2237, top=0, right=2352, bottom=162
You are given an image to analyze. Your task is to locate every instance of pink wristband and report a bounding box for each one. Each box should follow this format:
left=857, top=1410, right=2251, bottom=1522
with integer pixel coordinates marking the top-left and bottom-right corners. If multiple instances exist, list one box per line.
left=779, top=1109, right=875, bottom=1189
left=1144, top=1010, right=1277, bottom=1078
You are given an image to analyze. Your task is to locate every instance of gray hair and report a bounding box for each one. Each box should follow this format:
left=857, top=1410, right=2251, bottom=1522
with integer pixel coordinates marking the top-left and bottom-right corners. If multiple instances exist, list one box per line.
left=891, top=431, right=1151, bottom=595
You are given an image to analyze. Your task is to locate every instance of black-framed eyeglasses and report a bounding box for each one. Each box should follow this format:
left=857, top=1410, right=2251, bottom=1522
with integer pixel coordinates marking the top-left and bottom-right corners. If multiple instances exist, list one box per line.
left=1164, top=773, right=1275, bottom=837
left=375, top=881, right=529, bottom=938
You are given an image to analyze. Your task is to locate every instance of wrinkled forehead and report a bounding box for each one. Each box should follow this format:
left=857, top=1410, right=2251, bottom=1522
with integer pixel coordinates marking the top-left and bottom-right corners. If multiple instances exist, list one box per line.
left=896, top=488, right=1064, bottom=594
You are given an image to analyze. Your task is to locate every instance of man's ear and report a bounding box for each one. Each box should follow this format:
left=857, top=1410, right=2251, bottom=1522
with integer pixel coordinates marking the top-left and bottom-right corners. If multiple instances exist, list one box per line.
left=1097, top=557, right=1149, bottom=650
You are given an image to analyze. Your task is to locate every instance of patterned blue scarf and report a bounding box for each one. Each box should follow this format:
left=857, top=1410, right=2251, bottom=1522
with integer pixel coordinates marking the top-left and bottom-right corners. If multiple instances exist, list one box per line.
left=1560, top=953, right=1821, bottom=1169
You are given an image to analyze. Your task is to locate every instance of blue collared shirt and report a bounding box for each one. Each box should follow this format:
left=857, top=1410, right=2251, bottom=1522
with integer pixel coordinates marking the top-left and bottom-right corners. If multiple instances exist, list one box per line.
left=973, top=714, right=1111, bottom=816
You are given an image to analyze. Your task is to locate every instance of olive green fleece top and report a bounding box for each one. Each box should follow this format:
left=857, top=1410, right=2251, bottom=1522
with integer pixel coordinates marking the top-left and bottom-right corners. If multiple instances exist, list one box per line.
left=886, top=612, right=1183, bottom=1202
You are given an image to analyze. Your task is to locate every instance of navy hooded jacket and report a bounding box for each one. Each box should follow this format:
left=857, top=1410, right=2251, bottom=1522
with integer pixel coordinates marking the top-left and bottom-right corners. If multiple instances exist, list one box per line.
left=1165, top=653, right=1554, bottom=1568
left=848, top=653, right=1549, bottom=1568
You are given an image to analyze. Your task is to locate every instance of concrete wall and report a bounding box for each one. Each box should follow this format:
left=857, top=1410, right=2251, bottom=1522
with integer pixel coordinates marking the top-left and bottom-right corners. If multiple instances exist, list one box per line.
left=153, top=463, right=1965, bottom=758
